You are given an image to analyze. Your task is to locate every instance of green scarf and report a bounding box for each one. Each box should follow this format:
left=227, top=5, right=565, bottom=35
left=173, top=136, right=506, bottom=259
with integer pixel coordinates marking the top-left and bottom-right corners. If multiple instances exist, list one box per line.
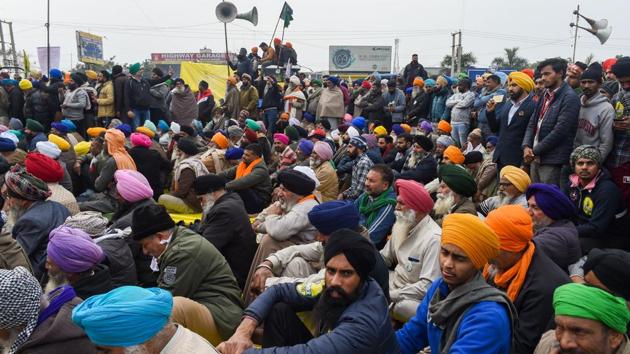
left=358, top=187, right=397, bottom=227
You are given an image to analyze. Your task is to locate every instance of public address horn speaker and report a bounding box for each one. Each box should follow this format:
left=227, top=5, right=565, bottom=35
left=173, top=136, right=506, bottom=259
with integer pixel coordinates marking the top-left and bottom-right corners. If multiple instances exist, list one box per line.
left=216, top=2, right=258, bottom=26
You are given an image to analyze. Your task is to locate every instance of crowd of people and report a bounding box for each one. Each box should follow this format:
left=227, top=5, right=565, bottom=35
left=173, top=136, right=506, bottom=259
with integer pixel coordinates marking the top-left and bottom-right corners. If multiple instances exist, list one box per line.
left=0, top=41, right=629, bottom=354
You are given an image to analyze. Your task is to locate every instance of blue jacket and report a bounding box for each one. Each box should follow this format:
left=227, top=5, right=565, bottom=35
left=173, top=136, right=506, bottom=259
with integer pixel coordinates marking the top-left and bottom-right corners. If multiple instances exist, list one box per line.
left=522, top=82, right=580, bottom=165
left=27, top=132, right=47, bottom=152
left=244, top=279, right=400, bottom=354
left=396, top=278, right=512, bottom=354
left=355, top=189, right=396, bottom=248
left=429, top=88, right=449, bottom=123
left=474, top=88, right=507, bottom=111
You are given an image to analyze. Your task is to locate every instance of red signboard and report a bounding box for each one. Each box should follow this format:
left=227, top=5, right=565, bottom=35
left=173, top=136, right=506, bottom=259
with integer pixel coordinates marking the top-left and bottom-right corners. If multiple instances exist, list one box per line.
left=150, top=52, right=236, bottom=63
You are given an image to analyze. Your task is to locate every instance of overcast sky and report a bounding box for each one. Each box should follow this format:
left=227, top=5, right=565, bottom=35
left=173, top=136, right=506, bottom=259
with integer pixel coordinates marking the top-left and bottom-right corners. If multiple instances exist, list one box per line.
left=1, top=0, right=629, bottom=72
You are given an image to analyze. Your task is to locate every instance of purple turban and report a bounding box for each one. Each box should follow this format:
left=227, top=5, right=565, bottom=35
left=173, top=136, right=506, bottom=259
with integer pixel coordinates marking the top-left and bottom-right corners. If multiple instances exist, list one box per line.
left=525, top=183, right=577, bottom=220
left=420, top=121, right=433, bottom=133
left=392, top=124, right=404, bottom=136
left=115, top=170, right=153, bottom=203
left=298, top=139, right=314, bottom=156
left=361, top=134, right=377, bottom=149
left=313, top=141, right=333, bottom=161
left=47, top=226, right=104, bottom=273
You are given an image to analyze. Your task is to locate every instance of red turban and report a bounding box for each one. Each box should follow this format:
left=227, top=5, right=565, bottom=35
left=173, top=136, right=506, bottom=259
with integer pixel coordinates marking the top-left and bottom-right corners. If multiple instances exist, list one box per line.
left=394, top=179, right=434, bottom=213
left=25, top=152, right=64, bottom=183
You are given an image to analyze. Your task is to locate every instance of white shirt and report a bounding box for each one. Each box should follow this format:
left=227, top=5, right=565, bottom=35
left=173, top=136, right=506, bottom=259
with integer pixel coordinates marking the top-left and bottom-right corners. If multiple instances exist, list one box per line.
left=508, top=95, right=529, bottom=126
left=161, top=325, right=219, bottom=354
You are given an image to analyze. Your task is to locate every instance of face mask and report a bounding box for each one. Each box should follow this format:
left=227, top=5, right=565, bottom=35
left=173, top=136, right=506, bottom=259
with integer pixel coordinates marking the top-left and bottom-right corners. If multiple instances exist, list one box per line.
left=149, top=238, right=171, bottom=272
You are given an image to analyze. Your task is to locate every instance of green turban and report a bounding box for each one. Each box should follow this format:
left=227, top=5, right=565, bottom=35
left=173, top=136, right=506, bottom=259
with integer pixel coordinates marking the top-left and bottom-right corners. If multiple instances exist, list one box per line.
left=245, top=118, right=261, bottom=132
left=553, top=283, right=630, bottom=334
left=129, top=63, right=142, bottom=75
left=26, top=118, right=44, bottom=133
left=285, top=125, right=299, bottom=142
left=438, top=164, right=477, bottom=198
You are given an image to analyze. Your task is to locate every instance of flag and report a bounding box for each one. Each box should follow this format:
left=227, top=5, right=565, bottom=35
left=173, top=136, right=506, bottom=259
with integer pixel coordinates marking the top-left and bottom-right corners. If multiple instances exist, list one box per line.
left=23, top=49, right=30, bottom=74
left=280, top=2, right=293, bottom=28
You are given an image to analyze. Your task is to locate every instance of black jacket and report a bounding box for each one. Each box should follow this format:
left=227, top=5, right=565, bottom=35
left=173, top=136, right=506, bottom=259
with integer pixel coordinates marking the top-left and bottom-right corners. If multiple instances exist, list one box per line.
left=41, top=78, right=65, bottom=115
left=406, top=91, right=431, bottom=120
left=129, top=146, right=171, bottom=200
left=403, top=62, right=428, bottom=85
left=124, top=77, right=152, bottom=110
left=72, top=263, right=115, bottom=300
left=487, top=94, right=536, bottom=168
left=112, top=73, right=127, bottom=116
left=8, top=87, right=25, bottom=120
left=522, top=82, right=580, bottom=165
left=199, top=192, right=257, bottom=289
left=97, top=235, right=137, bottom=287
left=261, top=83, right=282, bottom=110
left=533, top=219, right=581, bottom=271
left=396, top=153, right=437, bottom=185
left=360, top=90, right=385, bottom=123
left=229, top=55, right=254, bottom=78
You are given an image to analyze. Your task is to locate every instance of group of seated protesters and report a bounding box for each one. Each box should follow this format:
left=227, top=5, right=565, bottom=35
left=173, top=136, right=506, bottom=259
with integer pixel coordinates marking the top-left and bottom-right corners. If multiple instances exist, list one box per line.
left=1, top=55, right=630, bottom=354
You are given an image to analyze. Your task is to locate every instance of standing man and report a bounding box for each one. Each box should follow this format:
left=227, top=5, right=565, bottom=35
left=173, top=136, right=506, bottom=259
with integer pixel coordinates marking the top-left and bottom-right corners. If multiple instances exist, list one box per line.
left=62, top=74, right=90, bottom=137
left=522, top=58, right=580, bottom=186
left=111, top=65, right=127, bottom=120
left=96, top=70, right=115, bottom=127
left=239, top=74, right=259, bottom=117
left=382, top=81, right=406, bottom=130
left=403, top=54, right=428, bottom=87
left=575, top=62, right=615, bottom=162
left=316, top=76, right=345, bottom=130
left=486, top=72, right=536, bottom=170
left=224, top=77, right=240, bottom=120
left=445, top=78, right=476, bottom=147
left=124, top=63, right=152, bottom=128
left=475, top=74, right=507, bottom=137
left=608, top=57, right=630, bottom=212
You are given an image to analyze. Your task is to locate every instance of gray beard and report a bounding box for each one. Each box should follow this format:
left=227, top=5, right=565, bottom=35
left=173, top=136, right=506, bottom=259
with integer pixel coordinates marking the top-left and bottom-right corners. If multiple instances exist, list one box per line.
left=433, top=192, right=455, bottom=216
left=279, top=198, right=298, bottom=212
left=309, top=158, right=323, bottom=169
left=123, top=346, right=150, bottom=354
left=497, top=192, right=513, bottom=206
left=45, top=271, right=68, bottom=294
left=201, top=200, right=215, bottom=220
left=7, top=205, right=26, bottom=226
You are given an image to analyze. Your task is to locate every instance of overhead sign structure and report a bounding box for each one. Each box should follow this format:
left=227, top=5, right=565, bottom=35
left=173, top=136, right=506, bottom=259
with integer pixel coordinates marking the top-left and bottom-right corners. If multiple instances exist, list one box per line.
left=329, top=45, right=392, bottom=73
left=76, top=31, right=104, bottom=65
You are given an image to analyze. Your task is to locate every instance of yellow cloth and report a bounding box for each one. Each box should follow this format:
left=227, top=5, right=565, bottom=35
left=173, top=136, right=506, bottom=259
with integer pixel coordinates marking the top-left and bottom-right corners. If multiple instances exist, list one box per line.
left=169, top=213, right=203, bottom=226
left=442, top=213, right=499, bottom=269
left=438, top=120, right=452, bottom=133
left=373, top=126, right=387, bottom=136
left=443, top=145, right=465, bottom=164
left=508, top=72, right=535, bottom=93
left=87, top=127, right=107, bottom=138
left=48, top=134, right=70, bottom=152
left=179, top=61, right=233, bottom=102
left=500, top=165, right=531, bottom=193
left=74, top=141, right=91, bottom=156
left=135, top=126, right=155, bottom=138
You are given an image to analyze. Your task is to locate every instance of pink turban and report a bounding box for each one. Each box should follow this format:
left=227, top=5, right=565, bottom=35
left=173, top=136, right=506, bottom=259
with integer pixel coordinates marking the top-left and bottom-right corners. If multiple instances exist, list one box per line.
left=395, top=179, right=434, bottom=213
left=47, top=226, right=104, bottom=273
left=344, top=113, right=353, bottom=122
left=130, top=132, right=152, bottom=148
left=313, top=141, right=333, bottom=161
left=114, top=169, right=154, bottom=202
left=273, top=133, right=289, bottom=146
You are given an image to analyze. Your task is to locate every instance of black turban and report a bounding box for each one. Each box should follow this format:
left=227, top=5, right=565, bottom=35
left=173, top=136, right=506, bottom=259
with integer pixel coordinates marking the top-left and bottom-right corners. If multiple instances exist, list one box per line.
left=612, top=57, right=630, bottom=78
left=324, top=228, right=376, bottom=280
left=177, top=138, right=198, bottom=156
left=277, top=169, right=316, bottom=196
left=583, top=248, right=630, bottom=300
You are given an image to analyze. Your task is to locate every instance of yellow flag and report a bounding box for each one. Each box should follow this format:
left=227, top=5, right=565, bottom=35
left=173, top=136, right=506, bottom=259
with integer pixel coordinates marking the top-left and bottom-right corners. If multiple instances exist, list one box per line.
left=23, top=49, right=30, bottom=75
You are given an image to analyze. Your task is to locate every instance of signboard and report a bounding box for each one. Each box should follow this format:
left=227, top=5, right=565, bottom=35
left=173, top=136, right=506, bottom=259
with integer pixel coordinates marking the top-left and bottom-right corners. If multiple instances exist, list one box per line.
left=467, top=68, right=515, bottom=81
left=329, top=46, right=392, bottom=73
left=150, top=52, right=236, bottom=64
left=36, top=46, right=60, bottom=74
left=76, top=31, right=104, bottom=65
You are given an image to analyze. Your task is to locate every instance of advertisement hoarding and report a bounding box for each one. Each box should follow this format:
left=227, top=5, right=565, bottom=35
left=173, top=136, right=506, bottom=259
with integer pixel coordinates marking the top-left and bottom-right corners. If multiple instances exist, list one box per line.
left=76, top=31, right=104, bottom=65
left=329, top=45, right=392, bottom=73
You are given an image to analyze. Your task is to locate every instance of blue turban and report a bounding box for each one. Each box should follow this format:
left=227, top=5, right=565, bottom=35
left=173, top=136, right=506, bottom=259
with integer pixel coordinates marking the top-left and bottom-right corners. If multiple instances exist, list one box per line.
left=298, top=138, right=314, bottom=156
left=225, top=147, right=244, bottom=160
left=116, top=124, right=132, bottom=137
left=1, top=79, right=18, bottom=86
left=486, top=135, right=498, bottom=146
left=392, top=124, right=404, bottom=136
left=405, top=87, right=413, bottom=94
left=525, top=183, right=576, bottom=221
left=51, top=122, right=68, bottom=134
left=72, top=286, right=173, bottom=347
left=303, top=112, right=315, bottom=123
left=495, top=71, right=508, bottom=86
left=61, top=119, right=77, bottom=132
left=352, top=117, right=366, bottom=130
left=158, top=120, right=169, bottom=133
left=424, top=79, right=436, bottom=88
left=327, top=76, right=340, bottom=86
left=0, top=137, right=16, bottom=152
left=50, top=68, right=63, bottom=79
left=308, top=201, right=359, bottom=235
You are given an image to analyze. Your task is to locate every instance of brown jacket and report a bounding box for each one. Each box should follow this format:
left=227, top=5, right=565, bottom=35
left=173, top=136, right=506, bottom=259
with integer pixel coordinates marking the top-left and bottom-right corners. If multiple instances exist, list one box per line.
left=314, top=161, right=339, bottom=202
left=239, top=85, right=259, bottom=114
left=0, top=228, right=32, bottom=272
left=170, top=168, right=201, bottom=212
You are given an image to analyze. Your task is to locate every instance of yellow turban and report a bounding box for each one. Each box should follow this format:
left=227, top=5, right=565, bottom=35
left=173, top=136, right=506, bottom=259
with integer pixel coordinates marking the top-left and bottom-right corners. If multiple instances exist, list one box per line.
left=500, top=165, right=531, bottom=193
left=508, top=72, right=535, bottom=93
left=436, top=76, right=448, bottom=87
left=373, top=126, right=387, bottom=136
left=135, top=126, right=155, bottom=138
left=74, top=141, right=91, bottom=156
left=48, top=134, right=70, bottom=152
left=85, top=70, right=98, bottom=81
left=442, top=213, right=500, bottom=269
left=87, top=127, right=107, bottom=138
left=400, top=124, right=412, bottom=134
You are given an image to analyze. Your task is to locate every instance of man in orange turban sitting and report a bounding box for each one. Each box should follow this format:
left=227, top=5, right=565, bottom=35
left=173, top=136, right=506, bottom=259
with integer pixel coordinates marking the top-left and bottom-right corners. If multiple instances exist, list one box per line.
left=484, top=205, right=570, bottom=354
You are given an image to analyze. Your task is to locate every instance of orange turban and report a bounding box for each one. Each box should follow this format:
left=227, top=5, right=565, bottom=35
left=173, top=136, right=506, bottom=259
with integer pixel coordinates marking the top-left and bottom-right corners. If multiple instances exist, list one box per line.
left=443, top=145, right=465, bottom=164
left=211, top=132, right=228, bottom=149
left=485, top=205, right=533, bottom=252
left=400, top=124, right=412, bottom=134
left=87, top=127, right=107, bottom=138
left=438, top=120, right=452, bottom=134
left=442, top=213, right=499, bottom=269
left=413, top=77, right=424, bottom=88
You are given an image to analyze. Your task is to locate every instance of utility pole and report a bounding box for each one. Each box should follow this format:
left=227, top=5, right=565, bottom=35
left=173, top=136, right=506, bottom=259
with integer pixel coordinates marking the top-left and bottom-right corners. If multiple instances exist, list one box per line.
left=450, top=32, right=456, bottom=75
left=0, top=20, right=18, bottom=68
left=46, top=0, right=50, bottom=76
left=0, top=22, right=6, bottom=67
left=393, top=38, right=400, bottom=74
left=456, top=30, right=462, bottom=74
left=571, top=5, right=580, bottom=63
left=450, top=31, right=462, bottom=75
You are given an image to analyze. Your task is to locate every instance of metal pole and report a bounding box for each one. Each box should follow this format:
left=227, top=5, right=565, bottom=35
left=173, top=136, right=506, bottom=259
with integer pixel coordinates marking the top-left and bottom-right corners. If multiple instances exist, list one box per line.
left=47, top=0, right=50, bottom=75
left=8, top=22, right=17, bottom=68
left=269, top=15, right=281, bottom=47
left=224, top=22, right=230, bottom=77
left=450, top=32, right=455, bottom=76
left=572, top=5, right=580, bottom=63
left=0, top=22, right=7, bottom=67
left=456, top=30, right=462, bottom=74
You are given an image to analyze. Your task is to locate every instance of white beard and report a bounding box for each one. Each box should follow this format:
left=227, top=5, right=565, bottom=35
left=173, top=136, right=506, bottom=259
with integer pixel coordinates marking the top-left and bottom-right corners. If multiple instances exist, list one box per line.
left=433, top=192, right=455, bottom=216
left=309, top=158, right=322, bottom=169
left=392, top=209, right=417, bottom=247
left=124, top=345, right=150, bottom=354
left=279, top=198, right=297, bottom=212
left=201, top=200, right=215, bottom=220
left=44, top=271, right=68, bottom=294
left=497, top=191, right=513, bottom=206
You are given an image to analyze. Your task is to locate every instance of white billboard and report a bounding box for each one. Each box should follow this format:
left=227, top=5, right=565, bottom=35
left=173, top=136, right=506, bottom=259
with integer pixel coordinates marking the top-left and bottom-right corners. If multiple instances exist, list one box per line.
left=329, top=45, right=392, bottom=73
left=37, top=46, right=61, bottom=74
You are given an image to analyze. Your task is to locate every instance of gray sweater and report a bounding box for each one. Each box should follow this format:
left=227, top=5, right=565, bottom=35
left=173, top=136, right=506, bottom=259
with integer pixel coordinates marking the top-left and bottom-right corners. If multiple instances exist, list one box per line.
left=61, top=88, right=89, bottom=120
left=574, top=92, right=615, bottom=160
left=445, top=90, right=476, bottom=124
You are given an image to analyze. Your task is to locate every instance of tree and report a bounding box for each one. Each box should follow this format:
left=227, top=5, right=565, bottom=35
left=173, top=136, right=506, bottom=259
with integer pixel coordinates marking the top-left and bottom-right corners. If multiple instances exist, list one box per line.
left=491, top=47, right=529, bottom=70
left=440, top=52, right=477, bottom=70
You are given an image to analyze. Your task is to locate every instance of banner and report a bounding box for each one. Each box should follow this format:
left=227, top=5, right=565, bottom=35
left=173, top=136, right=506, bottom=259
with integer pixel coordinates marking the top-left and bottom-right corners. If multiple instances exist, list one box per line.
left=329, top=46, right=392, bottom=73
left=151, top=52, right=236, bottom=64
left=36, top=46, right=60, bottom=74
left=179, top=61, right=233, bottom=102
left=76, top=31, right=104, bottom=65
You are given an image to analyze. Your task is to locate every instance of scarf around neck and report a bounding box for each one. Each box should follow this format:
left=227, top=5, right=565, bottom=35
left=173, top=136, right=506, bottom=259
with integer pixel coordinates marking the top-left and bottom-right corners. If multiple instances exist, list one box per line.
left=37, top=285, right=76, bottom=326
left=483, top=242, right=535, bottom=302
left=358, top=187, right=397, bottom=227
left=236, top=157, right=263, bottom=179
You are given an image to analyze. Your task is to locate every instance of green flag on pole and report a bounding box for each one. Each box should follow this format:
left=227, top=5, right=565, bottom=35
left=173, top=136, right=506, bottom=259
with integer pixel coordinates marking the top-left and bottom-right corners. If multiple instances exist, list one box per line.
left=280, top=2, right=293, bottom=28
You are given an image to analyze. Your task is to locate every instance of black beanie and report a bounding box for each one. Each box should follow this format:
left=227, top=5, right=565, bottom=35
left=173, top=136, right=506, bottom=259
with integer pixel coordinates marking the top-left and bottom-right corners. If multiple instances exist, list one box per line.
left=194, top=174, right=227, bottom=194
left=100, top=70, right=112, bottom=80
left=464, top=151, right=484, bottom=164
left=583, top=248, right=630, bottom=300
left=177, top=137, right=198, bottom=156
left=324, top=228, right=376, bottom=280
left=152, top=67, right=164, bottom=77
left=180, top=125, right=196, bottom=137
left=112, top=65, right=123, bottom=75
left=612, top=57, right=630, bottom=78
left=131, top=204, right=175, bottom=241
left=580, top=62, right=603, bottom=83
left=70, top=73, right=85, bottom=86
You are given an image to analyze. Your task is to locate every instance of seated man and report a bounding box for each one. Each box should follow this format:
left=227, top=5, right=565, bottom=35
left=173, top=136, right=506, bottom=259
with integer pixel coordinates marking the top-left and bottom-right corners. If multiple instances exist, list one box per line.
left=464, top=150, right=497, bottom=202
left=131, top=204, right=243, bottom=345
left=4, top=165, right=70, bottom=279
left=269, top=133, right=296, bottom=174
left=534, top=283, right=630, bottom=354
left=484, top=205, right=570, bottom=353
left=432, top=164, right=477, bottom=225
left=310, top=141, right=339, bottom=202
left=46, top=225, right=114, bottom=300
left=478, top=165, right=531, bottom=216
left=382, top=179, right=441, bottom=322
left=525, top=183, right=581, bottom=271
left=249, top=200, right=389, bottom=300
left=0, top=266, right=96, bottom=353
left=72, top=286, right=218, bottom=353
left=354, top=164, right=397, bottom=249
left=579, top=248, right=630, bottom=301
left=218, top=229, right=400, bottom=354
left=219, top=143, right=272, bottom=214
left=396, top=214, right=516, bottom=354
left=200, top=132, right=230, bottom=174
left=395, top=135, right=437, bottom=185
left=34, top=140, right=73, bottom=192
left=244, top=168, right=319, bottom=303
left=159, top=137, right=208, bottom=214
left=25, top=152, right=79, bottom=215
left=568, top=145, right=630, bottom=252
left=194, top=174, right=257, bottom=290
left=110, top=169, right=156, bottom=230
